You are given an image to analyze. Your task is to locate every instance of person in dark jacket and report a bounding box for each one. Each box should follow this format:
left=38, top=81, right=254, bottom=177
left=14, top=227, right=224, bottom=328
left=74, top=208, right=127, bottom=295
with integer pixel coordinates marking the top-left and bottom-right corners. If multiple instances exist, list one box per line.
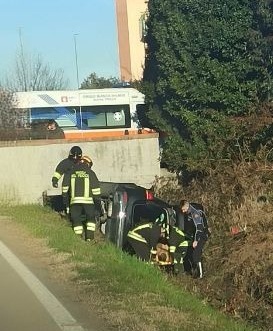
left=46, top=119, right=65, bottom=139
left=52, top=146, right=83, bottom=188
left=62, top=155, right=101, bottom=241
left=178, top=200, right=210, bottom=278
left=127, top=214, right=188, bottom=273
left=29, top=119, right=65, bottom=139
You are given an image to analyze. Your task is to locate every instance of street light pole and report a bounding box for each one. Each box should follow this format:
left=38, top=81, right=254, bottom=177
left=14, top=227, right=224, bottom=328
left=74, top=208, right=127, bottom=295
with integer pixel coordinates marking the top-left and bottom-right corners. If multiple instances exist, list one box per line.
left=73, top=33, right=80, bottom=89
left=73, top=33, right=82, bottom=131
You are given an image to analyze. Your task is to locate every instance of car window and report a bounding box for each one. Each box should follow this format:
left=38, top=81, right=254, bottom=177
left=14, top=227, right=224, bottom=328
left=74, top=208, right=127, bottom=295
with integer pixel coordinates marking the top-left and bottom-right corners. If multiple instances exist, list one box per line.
left=132, top=203, right=167, bottom=225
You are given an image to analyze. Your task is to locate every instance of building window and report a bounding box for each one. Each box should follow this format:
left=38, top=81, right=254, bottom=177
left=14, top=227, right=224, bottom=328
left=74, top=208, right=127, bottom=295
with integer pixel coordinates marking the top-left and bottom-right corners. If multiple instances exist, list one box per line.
left=139, top=13, right=147, bottom=42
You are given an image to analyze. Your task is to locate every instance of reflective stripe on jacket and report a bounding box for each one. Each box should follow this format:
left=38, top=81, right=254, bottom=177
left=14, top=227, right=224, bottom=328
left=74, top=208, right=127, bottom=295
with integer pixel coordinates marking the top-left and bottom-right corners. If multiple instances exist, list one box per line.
left=52, top=158, right=76, bottom=182
left=62, top=163, right=101, bottom=205
left=127, top=223, right=153, bottom=244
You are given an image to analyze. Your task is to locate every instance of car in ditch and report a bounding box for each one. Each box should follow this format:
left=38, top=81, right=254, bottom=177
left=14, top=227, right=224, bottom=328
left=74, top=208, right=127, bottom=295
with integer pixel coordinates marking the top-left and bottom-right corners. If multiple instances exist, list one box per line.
left=43, top=181, right=177, bottom=251
left=99, top=181, right=176, bottom=250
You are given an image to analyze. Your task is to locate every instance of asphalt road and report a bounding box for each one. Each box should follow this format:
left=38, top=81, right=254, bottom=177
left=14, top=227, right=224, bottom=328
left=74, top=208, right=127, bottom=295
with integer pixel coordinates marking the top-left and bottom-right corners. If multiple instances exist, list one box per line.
left=0, top=218, right=110, bottom=331
left=0, top=251, right=62, bottom=331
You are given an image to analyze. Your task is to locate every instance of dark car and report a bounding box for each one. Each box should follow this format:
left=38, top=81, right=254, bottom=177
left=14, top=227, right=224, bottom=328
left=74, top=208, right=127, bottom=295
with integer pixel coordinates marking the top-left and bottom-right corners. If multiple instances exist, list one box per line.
left=99, top=182, right=176, bottom=250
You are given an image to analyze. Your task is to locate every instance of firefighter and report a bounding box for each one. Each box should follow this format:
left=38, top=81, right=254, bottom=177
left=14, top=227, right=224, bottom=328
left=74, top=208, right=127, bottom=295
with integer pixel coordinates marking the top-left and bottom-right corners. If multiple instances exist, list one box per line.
left=52, top=145, right=83, bottom=188
left=168, top=224, right=189, bottom=274
left=127, top=214, right=188, bottom=273
left=179, top=199, right=210, bottom=278
left=127, top=221, right=157, bottom=262
left=62, top=155, right=101, bottom=241
left=151, top=215, right=189, bottom=274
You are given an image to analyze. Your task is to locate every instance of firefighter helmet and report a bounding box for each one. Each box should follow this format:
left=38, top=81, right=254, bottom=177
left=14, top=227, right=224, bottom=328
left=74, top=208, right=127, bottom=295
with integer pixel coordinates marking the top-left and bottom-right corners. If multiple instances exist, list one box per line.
left=80, top=155, right=93, bottom=168
left=69, top=146, right=82, bottom=159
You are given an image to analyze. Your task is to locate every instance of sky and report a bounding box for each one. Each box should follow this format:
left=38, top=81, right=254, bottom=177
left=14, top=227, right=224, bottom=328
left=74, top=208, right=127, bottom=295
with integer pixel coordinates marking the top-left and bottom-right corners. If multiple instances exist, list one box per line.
left=0, top=0, right=120, bottom=89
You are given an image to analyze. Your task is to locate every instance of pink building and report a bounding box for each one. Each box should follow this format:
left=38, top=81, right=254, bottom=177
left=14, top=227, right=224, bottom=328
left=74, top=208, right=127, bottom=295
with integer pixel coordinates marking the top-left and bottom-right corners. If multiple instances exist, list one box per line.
left=115, top=0, right=148, bottom=82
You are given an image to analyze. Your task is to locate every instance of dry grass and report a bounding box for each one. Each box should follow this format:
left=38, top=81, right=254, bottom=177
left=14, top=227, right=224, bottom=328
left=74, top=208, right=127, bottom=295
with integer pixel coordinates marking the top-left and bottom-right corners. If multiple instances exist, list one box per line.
left=152, top=161, right=273, bottom=330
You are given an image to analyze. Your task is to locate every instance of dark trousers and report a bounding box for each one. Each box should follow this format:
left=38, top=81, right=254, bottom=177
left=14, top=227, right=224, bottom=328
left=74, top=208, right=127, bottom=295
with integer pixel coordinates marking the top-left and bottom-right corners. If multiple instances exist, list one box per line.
left=127, top=237, right=150, bottom=261
left=184, top=237, right=207, bottom=272
left=173, top=246, right=188, bottom=264
left=70, top=203, right=96, bottom=240
left=192, top=237, right=206, bottom=264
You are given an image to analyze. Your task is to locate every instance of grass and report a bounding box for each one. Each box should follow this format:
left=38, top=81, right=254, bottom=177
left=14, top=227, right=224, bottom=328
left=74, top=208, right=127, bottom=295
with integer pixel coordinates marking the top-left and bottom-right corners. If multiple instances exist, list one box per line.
left=0, top=204, right=257, bottom=331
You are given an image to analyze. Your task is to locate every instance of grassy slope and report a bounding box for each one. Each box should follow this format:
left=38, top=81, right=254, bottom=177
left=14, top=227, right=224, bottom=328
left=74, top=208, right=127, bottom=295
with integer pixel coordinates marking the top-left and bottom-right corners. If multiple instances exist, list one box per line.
left=152, top=164, right=273, bottom=331
left=0, top=204, right=255, bottom=331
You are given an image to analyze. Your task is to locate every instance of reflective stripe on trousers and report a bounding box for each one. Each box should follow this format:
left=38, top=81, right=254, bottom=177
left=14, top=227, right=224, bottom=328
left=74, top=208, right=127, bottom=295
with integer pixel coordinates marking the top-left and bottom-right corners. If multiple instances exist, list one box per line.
left=86, top=222, right=96, bottom=232
left=74, top=225, right=83, bottom=235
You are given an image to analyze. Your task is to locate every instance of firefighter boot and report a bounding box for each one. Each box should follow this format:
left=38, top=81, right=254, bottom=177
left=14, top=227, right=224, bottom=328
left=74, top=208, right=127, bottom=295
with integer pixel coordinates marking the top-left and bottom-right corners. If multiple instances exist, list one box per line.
left=86, top=230, right=95, bottom=242
left=173, top=256, right=184, bottom=275
left=174, top=262, right=184, bottom=275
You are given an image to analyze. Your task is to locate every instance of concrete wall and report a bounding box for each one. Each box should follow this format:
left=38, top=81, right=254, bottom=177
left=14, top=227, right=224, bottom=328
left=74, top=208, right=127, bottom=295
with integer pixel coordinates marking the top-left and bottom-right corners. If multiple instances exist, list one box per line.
left=0, top=134, right=160, bottom=204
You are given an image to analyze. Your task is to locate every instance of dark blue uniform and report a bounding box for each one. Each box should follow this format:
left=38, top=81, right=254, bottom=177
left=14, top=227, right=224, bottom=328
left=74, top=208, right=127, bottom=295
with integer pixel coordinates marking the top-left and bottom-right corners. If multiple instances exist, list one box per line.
left=177, top=202, right=210, bottom=278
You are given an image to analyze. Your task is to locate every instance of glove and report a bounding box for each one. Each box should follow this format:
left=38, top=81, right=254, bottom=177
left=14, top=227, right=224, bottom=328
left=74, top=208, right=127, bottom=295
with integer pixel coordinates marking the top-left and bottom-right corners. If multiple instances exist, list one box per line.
left=52, top=179, right=58, bottom=188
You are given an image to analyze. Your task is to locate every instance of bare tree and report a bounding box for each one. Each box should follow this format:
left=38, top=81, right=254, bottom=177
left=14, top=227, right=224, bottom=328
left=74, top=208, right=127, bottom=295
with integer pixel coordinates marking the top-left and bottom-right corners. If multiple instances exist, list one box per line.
left=4, top=50, right=69, bottom=92
left=0, top=89, right=20, bottom=127
left=0, top=88, right=30, bottom=140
